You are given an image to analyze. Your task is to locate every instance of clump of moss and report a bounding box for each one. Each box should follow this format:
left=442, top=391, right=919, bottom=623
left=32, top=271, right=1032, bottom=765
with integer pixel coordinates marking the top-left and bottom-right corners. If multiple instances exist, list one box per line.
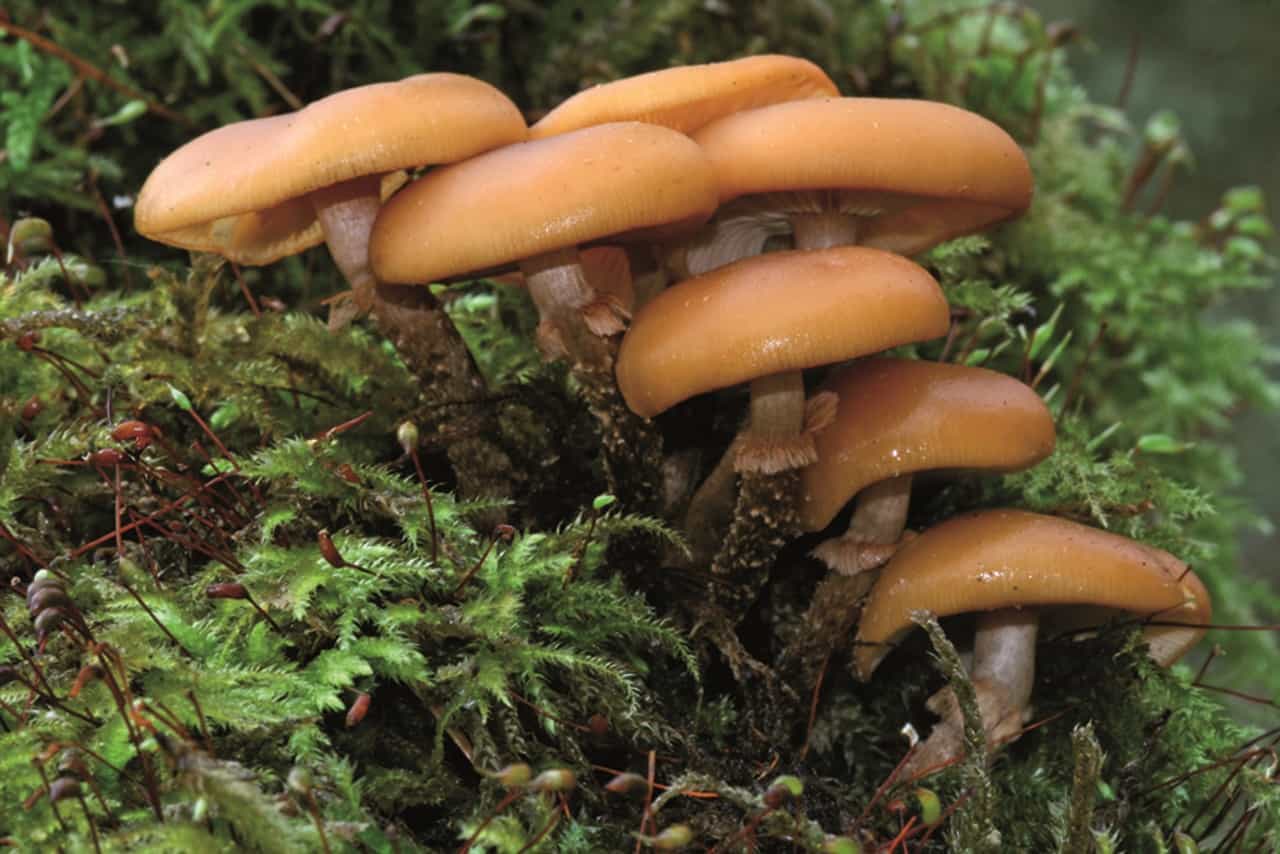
left=1, top=0, right=1277, bottom=850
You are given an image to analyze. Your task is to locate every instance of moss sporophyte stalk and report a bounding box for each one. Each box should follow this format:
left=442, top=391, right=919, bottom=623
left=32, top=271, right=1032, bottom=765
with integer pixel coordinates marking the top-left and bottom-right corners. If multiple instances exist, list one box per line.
left=1, top=1, right=1278, bottom=850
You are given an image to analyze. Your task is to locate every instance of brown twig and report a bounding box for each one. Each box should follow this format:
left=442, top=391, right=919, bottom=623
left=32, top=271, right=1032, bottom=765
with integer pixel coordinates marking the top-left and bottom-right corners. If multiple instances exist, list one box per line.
left=0, top=20, right=192, bottom=127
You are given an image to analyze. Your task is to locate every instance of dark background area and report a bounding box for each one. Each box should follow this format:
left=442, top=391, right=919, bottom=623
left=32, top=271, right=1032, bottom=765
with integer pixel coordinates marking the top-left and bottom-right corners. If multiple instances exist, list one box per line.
left=1030, top=0, right=1280, bottom=571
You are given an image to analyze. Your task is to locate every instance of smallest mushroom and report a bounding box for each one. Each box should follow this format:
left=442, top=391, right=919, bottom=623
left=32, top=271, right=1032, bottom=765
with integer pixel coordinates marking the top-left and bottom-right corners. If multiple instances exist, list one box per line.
left=854, top=509, right=1210, bottom=780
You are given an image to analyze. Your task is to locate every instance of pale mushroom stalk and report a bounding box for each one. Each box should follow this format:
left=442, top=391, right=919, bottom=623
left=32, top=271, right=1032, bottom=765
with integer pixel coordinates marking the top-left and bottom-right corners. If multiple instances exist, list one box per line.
left=741, top=371, right=810, bottom=472
left=732, top=207, right=862, bottom=472
left=519, top=247, right=618, bottom=368
left=900, top=608, right=1038, bottom=780
left=778, top=475, right=911, bottom=687
left=810, top=473, right=913, bottom=573
left=312, top=179, right=513, bottom=515
left=308, top=176, right=384, bottom=318
left=309, top=174, right=488, bottom=395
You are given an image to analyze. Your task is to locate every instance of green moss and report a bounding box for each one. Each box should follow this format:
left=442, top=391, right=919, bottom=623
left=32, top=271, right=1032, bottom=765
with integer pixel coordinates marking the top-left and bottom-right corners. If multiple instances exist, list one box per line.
left=1, top=0, right=1276, bottom=849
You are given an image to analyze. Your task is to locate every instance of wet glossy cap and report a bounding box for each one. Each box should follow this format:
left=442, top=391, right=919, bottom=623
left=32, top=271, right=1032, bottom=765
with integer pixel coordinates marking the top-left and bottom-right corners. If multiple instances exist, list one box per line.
left=800, top=359, right=1055, bottom=531
left=530, top=54, right=837, bottom=139
left=370, top=122, right=718, bottom=284
left=691, top=97, right=1034, bottom=255
left=135, top=73, right=527, bottom=264
left=854, top=509, right=1210, bottom=679
left=615, top=247, right=950, bottom=418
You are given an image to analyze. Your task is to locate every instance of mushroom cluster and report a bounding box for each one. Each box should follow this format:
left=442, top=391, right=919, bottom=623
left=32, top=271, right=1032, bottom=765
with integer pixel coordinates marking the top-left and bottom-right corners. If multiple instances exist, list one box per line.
left=135, top=55, right=1210, bottom=777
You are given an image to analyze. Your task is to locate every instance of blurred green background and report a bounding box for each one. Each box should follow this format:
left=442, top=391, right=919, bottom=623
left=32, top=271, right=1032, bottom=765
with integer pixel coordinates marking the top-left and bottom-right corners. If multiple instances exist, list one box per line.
left=1030, top=0, right=1280, bottom=572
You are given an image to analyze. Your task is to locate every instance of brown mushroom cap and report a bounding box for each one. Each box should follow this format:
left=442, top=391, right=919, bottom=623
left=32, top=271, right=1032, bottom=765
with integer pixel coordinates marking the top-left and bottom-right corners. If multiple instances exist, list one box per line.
left=690, top=97, right=1034, bottom=255
left=799, top=359, right=1056, bottom=531
left=615, top=247, right=950, bottom=418
left=135, top=73, right=527, bottom=264
left=854, top=509, right=1210, bottom=679
left=529, top=54, right=837, bottom=139
left=369, top=122, right=718, bottom=285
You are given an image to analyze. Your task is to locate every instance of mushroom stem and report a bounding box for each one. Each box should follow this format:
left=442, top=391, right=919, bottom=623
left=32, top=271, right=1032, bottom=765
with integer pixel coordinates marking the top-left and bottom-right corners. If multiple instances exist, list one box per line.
left=736, top=371, right=810, bottom=473
left=311, top=176, right=513, bottom=514
left=811, top=474, right=913, bottom=573
left=901, top=607, right=1038, bottom=780
left=972, top=608, right=1039, bottom=711
left=780, top=476, right=913, bottom=689
left=309, top=175, right=384, bottom=319
left=792, top=209, right=861, bottom=250
left=520, top=247, right=615, bottom=368
left=731, top=205, right=862, bottom=474
left=682, top=434, right=744, bottom=566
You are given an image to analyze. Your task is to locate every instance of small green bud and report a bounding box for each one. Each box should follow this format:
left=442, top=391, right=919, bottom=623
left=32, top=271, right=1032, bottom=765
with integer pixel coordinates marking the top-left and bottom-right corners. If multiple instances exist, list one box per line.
left=287, top=767, right=313, bottom=795
left=1095, top=779, right=1116, bottom=801
left=1172, top=831, right=1199, bottom=854
left=1208, top=208, right=1235, bottom=231
left=397, top=421, right=420, bottom=455
left=1136, top=433, right=1191, bottom=455
left=528, top=768, right=576, bottom=793
left=63, top=256, right=106, bottom=288
left=1236, top=213, right=1274, bottom=239
left=167, top=384, right=193, bottom=413
left=8, top=217, right=53, bottom=259
left=604, top=772, right=647, bottom=795
left=637, top=824, right=692, bottom=850
left=592, top=493, right=617, bottom=512
left=1143, top=110, right=1181, bottom=149
left=763, top=774, right=803, bottom=808
left=1223, top=185, right=1265, bottom=215
left=490, top=763, right=532, bottom=788
left=97, top=99, right=147, bottom=127
left=1224, top=235, right=1265, bottom=263
left=914, top=787, right=942, bottom=826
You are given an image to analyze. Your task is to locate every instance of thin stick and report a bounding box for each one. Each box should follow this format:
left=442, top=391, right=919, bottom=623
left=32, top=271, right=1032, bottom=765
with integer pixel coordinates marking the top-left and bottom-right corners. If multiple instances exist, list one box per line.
left=187, top=690, right=215, bottom=753
left=228, top=263, right=262, bottom=317
left=409, top=447, right=438, bottom=564
left=0, top=20, right=191, bottom=127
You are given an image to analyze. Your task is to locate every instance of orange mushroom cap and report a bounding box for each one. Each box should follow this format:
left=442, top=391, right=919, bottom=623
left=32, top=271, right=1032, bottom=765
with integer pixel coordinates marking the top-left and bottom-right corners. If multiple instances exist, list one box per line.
left=799, top=359, right=1056, bottom=531
left=615, top=247, right=950, bottom=418
left=854, top=509, right=1211, bottom=680
left=690, top=97, right=1034, bottom=255
left=529, top=54, right=837, bottom=139
left=135, top=73, right=527, bottom=265
left=369, top=122, right=718, bottom=285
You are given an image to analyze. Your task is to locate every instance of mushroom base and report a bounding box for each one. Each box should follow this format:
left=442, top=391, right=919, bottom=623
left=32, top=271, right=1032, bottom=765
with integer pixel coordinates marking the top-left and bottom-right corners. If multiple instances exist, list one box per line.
left=780, top=475, right=914, bottom=690
left=899, top=608, right=1038, bottom=781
